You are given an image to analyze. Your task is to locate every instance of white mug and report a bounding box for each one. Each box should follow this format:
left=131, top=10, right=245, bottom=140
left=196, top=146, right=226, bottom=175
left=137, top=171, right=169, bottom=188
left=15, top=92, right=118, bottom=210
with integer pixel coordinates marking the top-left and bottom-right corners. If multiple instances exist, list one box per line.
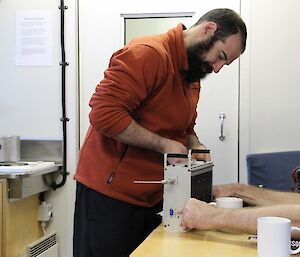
left=210, top=197, right=243, bottom=208
left=257, top=216, right=300, bottom=257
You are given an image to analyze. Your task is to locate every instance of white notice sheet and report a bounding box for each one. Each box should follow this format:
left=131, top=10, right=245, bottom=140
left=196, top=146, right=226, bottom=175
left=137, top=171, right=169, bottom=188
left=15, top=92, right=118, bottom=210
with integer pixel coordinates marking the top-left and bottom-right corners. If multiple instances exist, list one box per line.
left=15, top=10, right=53, bottom=66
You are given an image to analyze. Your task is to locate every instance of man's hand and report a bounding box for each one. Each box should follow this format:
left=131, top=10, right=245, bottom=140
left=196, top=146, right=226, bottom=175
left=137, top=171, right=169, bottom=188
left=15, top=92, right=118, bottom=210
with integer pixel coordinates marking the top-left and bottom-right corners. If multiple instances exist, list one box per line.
left=179, top=198, right=219, bottom=231
left=191, top=144, right=212, bottom=162
left=163, top=138, right=188, bottom=165
left=188, top=135, right=211, bottom=161
left=213, top=183, right=243, bottom=199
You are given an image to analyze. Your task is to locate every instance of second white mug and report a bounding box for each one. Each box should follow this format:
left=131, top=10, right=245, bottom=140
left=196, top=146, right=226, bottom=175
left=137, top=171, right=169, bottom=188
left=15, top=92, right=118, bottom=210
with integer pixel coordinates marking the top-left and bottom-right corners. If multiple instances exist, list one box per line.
left=257, top=216, right=300, bottom=257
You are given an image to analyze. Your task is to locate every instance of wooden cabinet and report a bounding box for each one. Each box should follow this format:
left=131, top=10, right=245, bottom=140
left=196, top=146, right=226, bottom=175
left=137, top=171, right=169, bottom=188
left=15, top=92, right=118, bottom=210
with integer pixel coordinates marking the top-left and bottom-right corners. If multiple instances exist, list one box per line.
left=0, top=181, right=3, bottom=257
left=0, top=179, right=42, bottom=257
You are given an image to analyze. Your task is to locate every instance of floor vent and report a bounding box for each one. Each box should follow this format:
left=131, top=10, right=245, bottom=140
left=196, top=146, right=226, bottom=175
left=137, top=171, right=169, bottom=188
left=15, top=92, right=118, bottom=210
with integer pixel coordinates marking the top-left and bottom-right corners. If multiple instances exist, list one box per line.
left=26, top=232, right=58, bottom=257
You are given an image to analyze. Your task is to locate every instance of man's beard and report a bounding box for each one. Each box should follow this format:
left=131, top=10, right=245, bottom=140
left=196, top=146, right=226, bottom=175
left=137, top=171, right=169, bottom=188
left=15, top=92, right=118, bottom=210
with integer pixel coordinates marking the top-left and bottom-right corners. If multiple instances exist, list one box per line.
left=184, top=36, right=216, bottom=84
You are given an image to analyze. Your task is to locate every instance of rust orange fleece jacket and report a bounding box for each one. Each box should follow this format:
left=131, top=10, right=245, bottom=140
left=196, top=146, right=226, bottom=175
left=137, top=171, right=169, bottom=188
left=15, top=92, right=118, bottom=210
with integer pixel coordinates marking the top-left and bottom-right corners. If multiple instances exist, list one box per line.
left=74, top=24, right=201, bottom=207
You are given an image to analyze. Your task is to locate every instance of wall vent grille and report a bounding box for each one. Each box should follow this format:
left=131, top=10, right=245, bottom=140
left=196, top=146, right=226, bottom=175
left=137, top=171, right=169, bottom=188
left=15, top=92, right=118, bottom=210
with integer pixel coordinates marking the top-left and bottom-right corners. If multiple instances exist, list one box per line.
left=26, top=232, right=58, bottom=257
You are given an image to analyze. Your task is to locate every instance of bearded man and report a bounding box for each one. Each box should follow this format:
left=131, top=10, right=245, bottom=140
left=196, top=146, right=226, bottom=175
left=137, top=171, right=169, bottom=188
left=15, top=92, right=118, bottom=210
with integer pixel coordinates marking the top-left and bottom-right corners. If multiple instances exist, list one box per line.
left=73, top=8, right=247, bottom=257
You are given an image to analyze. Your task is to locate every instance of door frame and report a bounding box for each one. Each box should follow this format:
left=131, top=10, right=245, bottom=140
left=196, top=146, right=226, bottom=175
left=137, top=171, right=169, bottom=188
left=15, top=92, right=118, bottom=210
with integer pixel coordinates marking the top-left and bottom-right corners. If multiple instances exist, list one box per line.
left=119, top=12, right=195, bottom=46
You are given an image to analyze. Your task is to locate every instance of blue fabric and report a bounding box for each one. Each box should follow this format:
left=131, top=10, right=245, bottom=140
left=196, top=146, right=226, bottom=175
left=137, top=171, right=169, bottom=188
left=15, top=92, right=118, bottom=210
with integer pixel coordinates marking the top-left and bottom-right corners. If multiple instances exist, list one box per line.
left=247, top=151, right=300, bottom=191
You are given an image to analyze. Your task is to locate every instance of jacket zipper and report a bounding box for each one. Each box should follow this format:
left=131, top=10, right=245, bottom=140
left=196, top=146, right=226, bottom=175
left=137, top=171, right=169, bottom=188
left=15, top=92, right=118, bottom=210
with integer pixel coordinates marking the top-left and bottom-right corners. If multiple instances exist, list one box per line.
left=107, top=144, right=128, bottom=184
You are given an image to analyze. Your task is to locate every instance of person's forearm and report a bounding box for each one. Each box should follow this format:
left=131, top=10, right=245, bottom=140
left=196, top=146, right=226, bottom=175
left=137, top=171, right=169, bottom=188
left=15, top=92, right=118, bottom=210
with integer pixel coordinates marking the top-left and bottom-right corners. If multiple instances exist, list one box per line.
left=187, top=135, right=204, bottom=149
left=114, top=120, right=187, bottom=154
left=235, top=184, right=300, bottom=206
left=214, top=205, right=300, bottom=234
left=114, top=120, right=164, bottom=152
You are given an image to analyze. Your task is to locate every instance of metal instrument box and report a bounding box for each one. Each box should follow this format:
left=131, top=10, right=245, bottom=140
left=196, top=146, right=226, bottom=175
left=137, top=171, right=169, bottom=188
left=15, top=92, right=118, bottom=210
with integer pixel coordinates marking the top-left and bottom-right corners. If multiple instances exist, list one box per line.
left=163, top=150, right=213, bottom=231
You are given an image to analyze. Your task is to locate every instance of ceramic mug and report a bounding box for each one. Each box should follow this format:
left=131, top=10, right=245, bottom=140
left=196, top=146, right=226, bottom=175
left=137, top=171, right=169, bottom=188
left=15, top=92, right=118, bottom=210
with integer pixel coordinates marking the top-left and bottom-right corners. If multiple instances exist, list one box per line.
left=210, top=197, right=243, bottom=208
left=257, top=216, right=300, bottom=257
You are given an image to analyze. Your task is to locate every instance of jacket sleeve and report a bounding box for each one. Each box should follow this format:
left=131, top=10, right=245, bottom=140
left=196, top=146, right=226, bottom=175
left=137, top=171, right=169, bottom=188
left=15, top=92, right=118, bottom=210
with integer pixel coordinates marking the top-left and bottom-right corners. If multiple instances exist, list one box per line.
left=89, top=45, right=166, bottom=137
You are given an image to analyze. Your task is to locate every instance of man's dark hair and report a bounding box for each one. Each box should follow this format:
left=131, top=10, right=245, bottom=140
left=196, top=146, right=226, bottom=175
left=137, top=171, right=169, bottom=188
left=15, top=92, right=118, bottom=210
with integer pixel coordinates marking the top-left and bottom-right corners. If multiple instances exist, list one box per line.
left=194, top=8, right=247, bottom=53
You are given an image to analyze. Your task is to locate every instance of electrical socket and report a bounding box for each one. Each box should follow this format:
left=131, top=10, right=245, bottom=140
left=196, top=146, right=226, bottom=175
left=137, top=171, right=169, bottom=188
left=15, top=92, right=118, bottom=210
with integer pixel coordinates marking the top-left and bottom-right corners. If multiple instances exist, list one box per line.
left=37, top=201, right=53, bottom=222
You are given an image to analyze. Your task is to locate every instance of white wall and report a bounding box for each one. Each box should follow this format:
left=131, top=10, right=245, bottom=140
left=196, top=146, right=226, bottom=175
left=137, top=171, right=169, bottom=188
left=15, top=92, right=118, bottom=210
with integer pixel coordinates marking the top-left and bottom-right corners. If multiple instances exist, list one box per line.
left=239, top=0, right=300, bottom=182
left=249, top=0, right=300, bottom=152
left=0, top=0, right=78, bottom=256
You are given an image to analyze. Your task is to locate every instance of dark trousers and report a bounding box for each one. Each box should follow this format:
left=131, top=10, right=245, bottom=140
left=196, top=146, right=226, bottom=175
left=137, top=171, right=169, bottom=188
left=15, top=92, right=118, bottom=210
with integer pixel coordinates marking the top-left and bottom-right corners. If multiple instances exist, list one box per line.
left=73, top=182, right=162, bottom=257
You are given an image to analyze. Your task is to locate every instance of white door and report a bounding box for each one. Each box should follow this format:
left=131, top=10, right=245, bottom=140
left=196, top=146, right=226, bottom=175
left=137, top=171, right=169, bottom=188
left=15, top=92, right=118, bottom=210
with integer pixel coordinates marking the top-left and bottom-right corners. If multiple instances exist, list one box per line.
left=123, top=11, right=240, bottom=185
left=196, top=61, right=240, bottom=184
